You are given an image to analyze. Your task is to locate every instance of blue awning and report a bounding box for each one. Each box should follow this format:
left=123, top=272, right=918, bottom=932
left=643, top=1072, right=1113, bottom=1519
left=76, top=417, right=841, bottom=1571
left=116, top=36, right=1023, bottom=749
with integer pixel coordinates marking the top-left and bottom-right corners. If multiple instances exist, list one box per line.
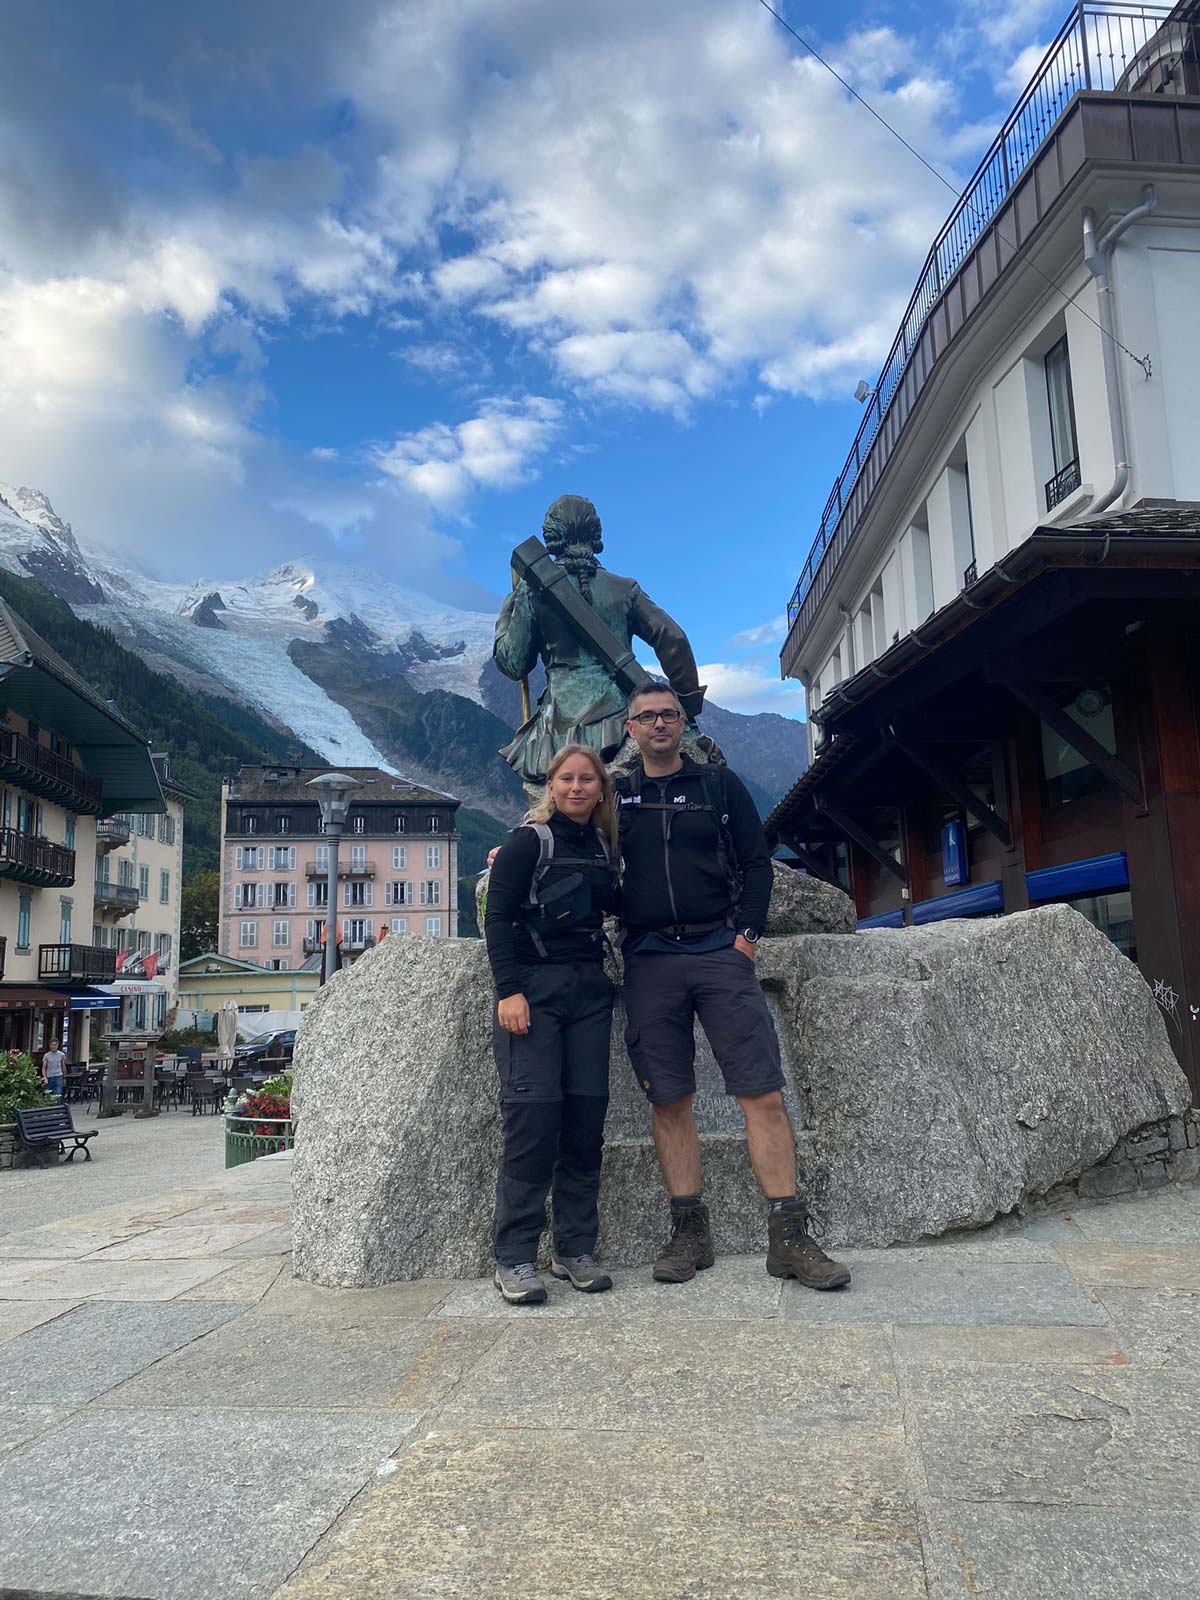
left=63, top=987, right=124, bottom=1012
left=913, top=880, right=1004, bottom=925
left=858, top=909, right=906, bottom=930
left=1026, top=852, right=1129, bottom=903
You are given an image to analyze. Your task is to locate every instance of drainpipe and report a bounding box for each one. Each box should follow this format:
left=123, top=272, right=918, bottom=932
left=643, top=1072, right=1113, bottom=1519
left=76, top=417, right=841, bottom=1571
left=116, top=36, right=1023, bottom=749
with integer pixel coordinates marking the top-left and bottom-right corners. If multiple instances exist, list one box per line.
left=1080, top=184, right=1156, bottom=519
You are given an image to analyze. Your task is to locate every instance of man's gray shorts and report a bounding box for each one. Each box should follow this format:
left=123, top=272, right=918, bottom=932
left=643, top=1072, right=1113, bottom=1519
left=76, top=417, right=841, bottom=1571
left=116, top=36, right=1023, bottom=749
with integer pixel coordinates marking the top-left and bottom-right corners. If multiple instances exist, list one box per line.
left=623, top=945, right=785, bottom=1106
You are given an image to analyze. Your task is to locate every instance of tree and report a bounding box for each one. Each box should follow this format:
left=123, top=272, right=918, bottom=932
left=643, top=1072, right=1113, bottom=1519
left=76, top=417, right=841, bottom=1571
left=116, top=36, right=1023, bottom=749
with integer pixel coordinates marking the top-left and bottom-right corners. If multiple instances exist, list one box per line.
left=181, top=871, right=220, bottom=960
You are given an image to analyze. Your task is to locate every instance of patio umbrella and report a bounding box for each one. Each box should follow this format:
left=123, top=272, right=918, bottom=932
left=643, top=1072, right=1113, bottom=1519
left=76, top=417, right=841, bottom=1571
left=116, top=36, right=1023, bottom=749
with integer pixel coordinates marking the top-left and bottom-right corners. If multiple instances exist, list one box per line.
left=216, top=1001, right=238, bottom=1070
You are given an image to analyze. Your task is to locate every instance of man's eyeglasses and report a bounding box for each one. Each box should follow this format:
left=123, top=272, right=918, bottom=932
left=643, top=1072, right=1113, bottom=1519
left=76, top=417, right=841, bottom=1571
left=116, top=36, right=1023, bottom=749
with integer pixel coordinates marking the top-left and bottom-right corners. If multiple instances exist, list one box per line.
left=630, top=708, right=683, bottom=726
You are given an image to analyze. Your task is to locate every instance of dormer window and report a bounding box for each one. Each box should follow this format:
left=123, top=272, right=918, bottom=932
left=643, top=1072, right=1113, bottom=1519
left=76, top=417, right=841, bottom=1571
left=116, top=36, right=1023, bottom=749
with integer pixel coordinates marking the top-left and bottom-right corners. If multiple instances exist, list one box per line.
left=277, top=815, right=291, bottom=834
left=351, top=814, right=365, bottom=834
left=244, top=814, right=259, bottom=834
left=428, top=814, right=440, bottom=833
left=394, top=814, right=407, bottom=834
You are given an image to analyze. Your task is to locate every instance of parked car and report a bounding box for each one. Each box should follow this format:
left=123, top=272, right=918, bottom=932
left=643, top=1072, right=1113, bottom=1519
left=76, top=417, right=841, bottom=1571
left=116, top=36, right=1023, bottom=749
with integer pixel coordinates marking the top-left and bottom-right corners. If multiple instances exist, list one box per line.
left=233, top=1029, right=297, bottom=1067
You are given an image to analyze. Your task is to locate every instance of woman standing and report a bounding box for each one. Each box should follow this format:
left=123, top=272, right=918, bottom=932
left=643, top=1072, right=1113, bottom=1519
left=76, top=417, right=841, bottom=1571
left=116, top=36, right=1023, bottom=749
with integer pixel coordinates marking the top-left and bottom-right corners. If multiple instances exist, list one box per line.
left=484, top=743, right=619, bottom=1303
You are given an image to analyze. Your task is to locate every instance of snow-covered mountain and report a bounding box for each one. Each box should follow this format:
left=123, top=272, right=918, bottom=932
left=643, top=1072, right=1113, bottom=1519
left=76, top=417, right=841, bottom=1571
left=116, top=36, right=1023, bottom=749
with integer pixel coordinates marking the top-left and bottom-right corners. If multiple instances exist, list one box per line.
left=0, top=483, right=807, bottom=821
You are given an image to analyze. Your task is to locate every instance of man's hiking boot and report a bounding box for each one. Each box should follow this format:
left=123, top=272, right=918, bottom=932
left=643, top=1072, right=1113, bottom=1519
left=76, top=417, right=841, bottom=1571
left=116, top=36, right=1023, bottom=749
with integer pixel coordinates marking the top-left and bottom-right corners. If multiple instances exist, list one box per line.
left=493, top=1262, right=547, bottom=1304
left=653, top=1202, right=715, bottom=1283
left=766, top=1209, right=851, bottom=1291
left=550, top=1253, right=613, bottom=1293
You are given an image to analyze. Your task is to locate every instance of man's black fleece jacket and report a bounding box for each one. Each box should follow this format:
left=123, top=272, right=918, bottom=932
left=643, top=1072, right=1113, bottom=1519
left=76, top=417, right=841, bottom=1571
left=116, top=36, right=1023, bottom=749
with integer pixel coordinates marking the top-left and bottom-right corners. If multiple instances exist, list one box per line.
left=617, top=755, right=773, bottom=937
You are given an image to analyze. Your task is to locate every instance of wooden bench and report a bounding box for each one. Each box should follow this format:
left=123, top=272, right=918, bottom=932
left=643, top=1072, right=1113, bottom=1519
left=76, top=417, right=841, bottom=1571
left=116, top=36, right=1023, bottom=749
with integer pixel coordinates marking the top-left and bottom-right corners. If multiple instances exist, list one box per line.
left=15, top=1104, right=99, bottom=1167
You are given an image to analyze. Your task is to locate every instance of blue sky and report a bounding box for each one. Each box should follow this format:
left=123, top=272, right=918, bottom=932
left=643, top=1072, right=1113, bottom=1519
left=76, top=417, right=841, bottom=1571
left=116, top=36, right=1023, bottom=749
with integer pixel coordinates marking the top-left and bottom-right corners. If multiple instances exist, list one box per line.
left=0, top=0, right=1067, bottom=713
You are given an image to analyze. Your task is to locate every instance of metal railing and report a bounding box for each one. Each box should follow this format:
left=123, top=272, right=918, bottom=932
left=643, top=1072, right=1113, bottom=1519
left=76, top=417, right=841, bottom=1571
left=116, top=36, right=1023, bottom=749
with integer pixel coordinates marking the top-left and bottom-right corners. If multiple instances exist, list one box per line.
left=224, top=1103, right=295, bottom=1169
left=0, top=828, right=75, bottom=883
left=95, top=817, right=131, bottom=851
left=1046, top=456, right=1083, bottom=508
left=0, top=729, right=103, bottom=812
left=94, top=880, right=140, bottom=913
left=784, top=4, right=1196, bottom=635
left=963, top=559, right=979, bottom=588
left=304, top=859, right=376, bottom=877
left=38, top=943, right=118, bottom=985
left=340, top=936, right=376, bottom=952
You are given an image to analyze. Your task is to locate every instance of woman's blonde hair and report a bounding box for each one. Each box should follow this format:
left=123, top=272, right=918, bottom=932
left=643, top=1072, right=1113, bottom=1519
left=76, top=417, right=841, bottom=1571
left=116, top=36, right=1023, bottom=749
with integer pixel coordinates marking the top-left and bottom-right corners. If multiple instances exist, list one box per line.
left=524, top=743, right=619, bottom=857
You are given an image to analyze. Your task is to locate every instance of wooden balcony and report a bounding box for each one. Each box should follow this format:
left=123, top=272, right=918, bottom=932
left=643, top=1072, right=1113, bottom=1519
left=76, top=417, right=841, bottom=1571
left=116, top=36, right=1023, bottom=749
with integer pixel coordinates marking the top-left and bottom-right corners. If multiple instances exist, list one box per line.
left=94, top=880, right=140, bottom=917
left=0, top=828, right=75, bottom=887
left=96, top=817, right=132, bottom=854
left=39, top=942, right=118, bottom=985
left=0, top=730, right=103, bottom=814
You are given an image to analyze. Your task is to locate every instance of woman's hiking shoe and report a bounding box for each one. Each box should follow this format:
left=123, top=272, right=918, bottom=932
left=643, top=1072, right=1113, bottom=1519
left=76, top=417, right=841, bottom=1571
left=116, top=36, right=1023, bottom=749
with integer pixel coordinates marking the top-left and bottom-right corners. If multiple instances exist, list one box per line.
left=652, top=1203, right=716, bottom=1283
left=766, top=1210, right=851, bottom=1290
left=550, top=1253, right=613, bottom=1293
left=493, top=1262, right=548, bottom=1304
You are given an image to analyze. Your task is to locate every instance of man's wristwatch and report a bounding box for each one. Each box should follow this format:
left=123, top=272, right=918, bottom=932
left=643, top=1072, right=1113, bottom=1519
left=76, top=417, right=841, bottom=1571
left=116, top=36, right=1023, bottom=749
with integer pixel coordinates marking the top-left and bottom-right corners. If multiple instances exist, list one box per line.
left=739, top=928, right=759, bottom=944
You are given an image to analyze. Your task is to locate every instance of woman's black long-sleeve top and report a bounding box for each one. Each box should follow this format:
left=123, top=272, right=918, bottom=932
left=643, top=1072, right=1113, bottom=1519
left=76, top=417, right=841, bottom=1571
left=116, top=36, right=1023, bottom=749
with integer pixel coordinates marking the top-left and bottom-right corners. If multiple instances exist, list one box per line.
left=484, top=812, right=617, bottom=999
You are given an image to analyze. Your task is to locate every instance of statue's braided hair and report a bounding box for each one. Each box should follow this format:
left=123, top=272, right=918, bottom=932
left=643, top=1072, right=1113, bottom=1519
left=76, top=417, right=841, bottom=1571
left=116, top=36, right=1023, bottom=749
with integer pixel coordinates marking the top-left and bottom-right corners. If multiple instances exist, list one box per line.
left=542, top=494, right=603, bottom=601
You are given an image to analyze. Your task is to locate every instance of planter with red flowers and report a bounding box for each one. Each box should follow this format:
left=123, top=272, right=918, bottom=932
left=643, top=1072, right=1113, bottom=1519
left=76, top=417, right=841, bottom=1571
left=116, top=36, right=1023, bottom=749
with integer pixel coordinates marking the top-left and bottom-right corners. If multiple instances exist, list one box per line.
left=224, top=1071, right=295, bottom=1169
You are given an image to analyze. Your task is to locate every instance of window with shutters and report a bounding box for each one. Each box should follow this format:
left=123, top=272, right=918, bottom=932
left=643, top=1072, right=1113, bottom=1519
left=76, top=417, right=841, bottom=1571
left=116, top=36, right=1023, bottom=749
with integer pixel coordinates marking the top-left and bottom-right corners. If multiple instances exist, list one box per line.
left=391, top=917, right=408, bottom=934
left=392, top=845, right=407, bottom=870
left=16, top=892, right=31, bottom=950
left=240, top=921, right=258, bottom=948
left=315, top=844, right=330, bottom=870
left=308, top=881, right=328, bottom=907
left=273, top=919, right=289, bottom=947
left=426, top=917, right=442, bottom=938
left=139, top=865, right=150, bottom=901
left=426, top=845, right=441, bottom=870
left=159, top=869, right=170, bottom=904
left=420, top=880, right=441, bottom=906
left=350, top=843, right=367, bottom=870
left=345, top=880, right=371, bottom=908
left=386, top=880, right=412, bottom=906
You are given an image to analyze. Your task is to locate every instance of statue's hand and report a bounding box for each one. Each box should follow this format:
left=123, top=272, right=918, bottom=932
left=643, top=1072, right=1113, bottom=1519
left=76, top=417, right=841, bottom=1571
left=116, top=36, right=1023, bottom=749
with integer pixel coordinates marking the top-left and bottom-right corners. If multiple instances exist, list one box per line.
left=679, top=684, right=706, bottom=719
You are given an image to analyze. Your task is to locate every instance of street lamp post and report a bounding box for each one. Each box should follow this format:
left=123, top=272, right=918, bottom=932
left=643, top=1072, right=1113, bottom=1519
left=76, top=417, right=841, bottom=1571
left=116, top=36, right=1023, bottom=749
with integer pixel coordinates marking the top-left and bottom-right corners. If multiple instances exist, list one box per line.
left=306, top=773, right=364, bottom=984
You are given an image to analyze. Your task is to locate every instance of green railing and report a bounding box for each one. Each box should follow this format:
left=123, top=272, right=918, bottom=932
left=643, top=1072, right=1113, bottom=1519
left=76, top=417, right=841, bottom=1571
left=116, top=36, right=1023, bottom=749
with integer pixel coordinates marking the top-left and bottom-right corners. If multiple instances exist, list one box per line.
left=224, top=1097, right=295, bottom=1169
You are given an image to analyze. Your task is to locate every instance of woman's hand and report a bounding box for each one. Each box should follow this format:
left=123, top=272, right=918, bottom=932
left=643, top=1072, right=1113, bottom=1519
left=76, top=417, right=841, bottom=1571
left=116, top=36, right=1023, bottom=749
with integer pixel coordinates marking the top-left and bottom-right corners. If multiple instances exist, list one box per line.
left=497, top=994, right=531, bottom=1035
left=486, top=846, right=501, bottom=869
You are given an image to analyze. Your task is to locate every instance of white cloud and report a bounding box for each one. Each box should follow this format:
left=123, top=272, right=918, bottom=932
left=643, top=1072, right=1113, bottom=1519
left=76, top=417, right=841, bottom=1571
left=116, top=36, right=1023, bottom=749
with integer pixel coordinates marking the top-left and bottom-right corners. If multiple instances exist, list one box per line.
left=375, top=396, right=564, bottom=509
left=698, top=660, right=806, bottom=717
left=729, top=616, right=786, bottom=650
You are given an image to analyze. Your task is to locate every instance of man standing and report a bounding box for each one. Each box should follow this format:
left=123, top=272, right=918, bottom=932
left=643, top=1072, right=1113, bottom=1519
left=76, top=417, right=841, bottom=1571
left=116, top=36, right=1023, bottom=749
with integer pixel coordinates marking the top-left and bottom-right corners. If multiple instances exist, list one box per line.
left=616, top=684, right=850, bottom=1291
left=41, top=1040, right=66, bottom=1101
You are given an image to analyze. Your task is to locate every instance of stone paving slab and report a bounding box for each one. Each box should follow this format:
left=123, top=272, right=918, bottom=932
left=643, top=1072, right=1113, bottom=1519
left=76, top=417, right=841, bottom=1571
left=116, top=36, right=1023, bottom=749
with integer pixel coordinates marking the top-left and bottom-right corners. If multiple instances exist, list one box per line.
left=276, top=1424, right=927, bottom=1600
left=843, top=1239, right=1062, bottom=1264
left=781, top=1259, right=1106, bottom=1326
left=89, top=1222, right=275, bottom=1260
left=177, top=1256, right=290, bottom=1303
left=0, top=1406, right=415, bottom=1600
left=1094, top=1285, right=1200, bottom=1367
left=0, top=1256, right=239, bottom=1302
left=0, top=1404, right=64, bottom=1463
left=0, top=1299, right=80, bottom=1345
left=923, top=1503, right=1200, bottom=1599
left=0, top=1258, right=58, bottom=1287
left=436, top=1255, right=785, bottom=1320
left=0, top=1301, right=243, bottom=1404
left=1069, top=1190, right=1200, bottom=1244
left=221, top=1223, right=294, bottom=1257
left=100, top=1311, right=505, bottom=1412
left=441, top=1320, right=899, bottom=1436
left=258, top=1273, right=452, bottom=1322
left=908, top=1366, right=1200, bottom=1510
left=893, top=1323, right=1129, bottom=1369
left=1056, top=1243, right=1200, bottom=1290
left=0, top=1220, right=147, bottom=1259
left=160, top=1200, right=291, bottom=1227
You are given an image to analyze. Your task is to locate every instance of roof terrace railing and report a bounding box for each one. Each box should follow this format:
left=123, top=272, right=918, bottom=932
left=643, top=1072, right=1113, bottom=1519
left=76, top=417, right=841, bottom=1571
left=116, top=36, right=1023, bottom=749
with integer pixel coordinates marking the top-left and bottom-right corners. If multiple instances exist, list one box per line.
left=785, top=3, right=1196, bottom=634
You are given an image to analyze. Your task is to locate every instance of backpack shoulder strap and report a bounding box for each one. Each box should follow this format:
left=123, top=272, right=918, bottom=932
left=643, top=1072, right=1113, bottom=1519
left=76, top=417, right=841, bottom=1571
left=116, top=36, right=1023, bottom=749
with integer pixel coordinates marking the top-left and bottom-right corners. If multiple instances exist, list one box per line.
left=525, top=822, right=555, bottom=907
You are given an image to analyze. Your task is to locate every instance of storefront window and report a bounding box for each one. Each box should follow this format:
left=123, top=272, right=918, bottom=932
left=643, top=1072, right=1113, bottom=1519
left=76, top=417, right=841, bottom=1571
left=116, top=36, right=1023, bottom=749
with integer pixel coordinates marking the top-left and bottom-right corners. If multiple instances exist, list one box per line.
left=1040, top=685, right=1116, bottom=807
left=1066, top=889, right=1136, bottom=961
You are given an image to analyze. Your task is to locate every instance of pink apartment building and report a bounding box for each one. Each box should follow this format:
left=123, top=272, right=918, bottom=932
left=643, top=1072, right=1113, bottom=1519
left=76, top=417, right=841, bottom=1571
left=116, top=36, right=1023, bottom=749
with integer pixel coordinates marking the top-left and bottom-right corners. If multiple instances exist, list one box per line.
left=218, top=766, right=461, bottom=969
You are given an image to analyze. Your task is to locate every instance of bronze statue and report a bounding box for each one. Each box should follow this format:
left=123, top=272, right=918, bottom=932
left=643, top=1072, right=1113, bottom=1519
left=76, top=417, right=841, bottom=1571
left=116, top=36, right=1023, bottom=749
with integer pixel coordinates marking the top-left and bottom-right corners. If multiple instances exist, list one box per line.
left=495, top=495, right=709, bottom=787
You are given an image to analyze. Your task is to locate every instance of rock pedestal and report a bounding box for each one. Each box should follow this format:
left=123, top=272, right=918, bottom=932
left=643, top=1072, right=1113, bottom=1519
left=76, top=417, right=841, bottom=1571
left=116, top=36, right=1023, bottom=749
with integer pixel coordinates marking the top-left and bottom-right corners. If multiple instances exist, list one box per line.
left=291, top=902, right=1188, bottom=1285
